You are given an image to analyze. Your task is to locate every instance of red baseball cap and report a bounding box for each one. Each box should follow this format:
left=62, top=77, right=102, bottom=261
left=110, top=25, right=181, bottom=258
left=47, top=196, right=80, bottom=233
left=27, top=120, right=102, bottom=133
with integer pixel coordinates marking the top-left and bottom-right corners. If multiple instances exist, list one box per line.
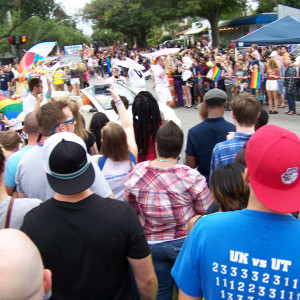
left=246, top=124, right=300, bottom=213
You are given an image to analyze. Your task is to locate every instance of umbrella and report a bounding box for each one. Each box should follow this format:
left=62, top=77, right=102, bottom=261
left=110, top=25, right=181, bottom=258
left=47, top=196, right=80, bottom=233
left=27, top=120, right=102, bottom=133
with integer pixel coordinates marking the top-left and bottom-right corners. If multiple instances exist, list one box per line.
left=149, top=48, right=181, bottom=58
left=116, top=59, right=145, bottom=71
left=18, top=42, right=57, bottom=75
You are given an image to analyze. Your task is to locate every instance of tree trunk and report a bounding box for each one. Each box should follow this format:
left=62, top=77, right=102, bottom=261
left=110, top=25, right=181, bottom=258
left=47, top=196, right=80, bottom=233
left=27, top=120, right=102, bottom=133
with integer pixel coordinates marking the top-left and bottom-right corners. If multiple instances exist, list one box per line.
left=136, top=31, right=148, bottom=49
left=209, top=14, right=220, bottom=48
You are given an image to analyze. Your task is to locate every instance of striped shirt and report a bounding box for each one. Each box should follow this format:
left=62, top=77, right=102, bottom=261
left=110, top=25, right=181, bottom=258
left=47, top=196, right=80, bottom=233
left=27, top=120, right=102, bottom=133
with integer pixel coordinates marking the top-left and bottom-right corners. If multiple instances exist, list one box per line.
left=210, top=132, right=253, bottom=176
left=124, top=161, right=213, bottom=241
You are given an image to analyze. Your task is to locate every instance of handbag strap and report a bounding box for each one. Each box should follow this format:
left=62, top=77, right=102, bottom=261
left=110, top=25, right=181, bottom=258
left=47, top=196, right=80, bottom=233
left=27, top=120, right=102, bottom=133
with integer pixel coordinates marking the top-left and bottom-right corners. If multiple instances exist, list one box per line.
left=4, top=196, right=15, bottom=229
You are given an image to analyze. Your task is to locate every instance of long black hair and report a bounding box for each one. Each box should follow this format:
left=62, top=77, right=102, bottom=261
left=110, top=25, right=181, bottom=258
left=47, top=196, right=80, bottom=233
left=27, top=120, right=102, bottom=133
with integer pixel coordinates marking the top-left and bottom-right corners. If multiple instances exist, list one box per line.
left=132, top=91, right=162, bottom=160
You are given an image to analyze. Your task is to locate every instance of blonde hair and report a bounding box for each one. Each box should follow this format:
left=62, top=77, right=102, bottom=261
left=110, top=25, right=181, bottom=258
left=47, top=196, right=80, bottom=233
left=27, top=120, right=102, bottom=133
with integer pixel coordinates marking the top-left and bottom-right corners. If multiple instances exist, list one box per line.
left=79, top=63, right=87, bottom=71
left=68, top=101, right=88, bottom=140
left=69, top=61, right=78, bottom=70
left=268, top=59, right=279, bottom=70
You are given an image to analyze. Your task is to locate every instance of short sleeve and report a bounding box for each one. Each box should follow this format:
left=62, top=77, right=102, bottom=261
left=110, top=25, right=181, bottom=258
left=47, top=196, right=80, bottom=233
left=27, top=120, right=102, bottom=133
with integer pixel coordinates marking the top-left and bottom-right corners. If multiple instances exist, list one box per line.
left=124, top=204, right=150, bottom=259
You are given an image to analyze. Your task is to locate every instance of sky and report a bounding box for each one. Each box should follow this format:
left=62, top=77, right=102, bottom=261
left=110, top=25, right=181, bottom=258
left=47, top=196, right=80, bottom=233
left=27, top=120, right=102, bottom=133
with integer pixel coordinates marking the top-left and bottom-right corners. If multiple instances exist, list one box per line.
left=57, top=0, right=93, bottom=36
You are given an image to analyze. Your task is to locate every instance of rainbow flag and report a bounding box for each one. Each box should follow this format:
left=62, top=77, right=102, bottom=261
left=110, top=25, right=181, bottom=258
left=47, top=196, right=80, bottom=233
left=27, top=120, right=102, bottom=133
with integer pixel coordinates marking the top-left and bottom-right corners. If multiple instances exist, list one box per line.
left=83, top=43, right=90, bottom=50
left=133, top=44, right=137, bottom=49
left=198, top=72, right=203, bottom=88
left=0, top=98, right=22, bottom=120
left=112, top=42, right=116, bottom=54
left=250, top=72, right=262, bottom=89
left=212, top=65, right=221, bottom=82
left=202, top=40, right=208, bottom=47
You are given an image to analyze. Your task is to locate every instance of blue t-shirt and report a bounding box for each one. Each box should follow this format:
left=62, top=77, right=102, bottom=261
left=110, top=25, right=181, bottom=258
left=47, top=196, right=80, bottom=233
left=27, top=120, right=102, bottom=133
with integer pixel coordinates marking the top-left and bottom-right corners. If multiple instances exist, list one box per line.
left=4, top=145, right=35, bottom=188
left=185, top=117, right=235, bottom=183
left=0, top=75, right=10, bottom=91
left=172, top=210, right=300, bottom=299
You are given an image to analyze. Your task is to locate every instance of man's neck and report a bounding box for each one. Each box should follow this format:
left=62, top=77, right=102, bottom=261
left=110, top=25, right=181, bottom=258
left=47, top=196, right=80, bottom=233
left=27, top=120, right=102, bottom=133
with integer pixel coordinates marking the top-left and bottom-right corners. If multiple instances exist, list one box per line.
left=27, top=134, right=41, bottom=146
left=31, top=91, right=39, bottom=98
left=235, top=123, right=255, bottom=134
left=247, top=189, right=291, bottom=216
left=54, top=189, right=93, bottom=203
left=207, top=107, right=224, bottom=118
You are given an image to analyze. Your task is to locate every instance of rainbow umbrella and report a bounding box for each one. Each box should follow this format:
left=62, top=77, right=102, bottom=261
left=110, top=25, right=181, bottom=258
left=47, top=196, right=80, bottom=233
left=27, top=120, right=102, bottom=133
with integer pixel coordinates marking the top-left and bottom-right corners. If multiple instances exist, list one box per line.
left=18, top=42, right=57, bottom=75
left=0, top=96, right=22, bottom=120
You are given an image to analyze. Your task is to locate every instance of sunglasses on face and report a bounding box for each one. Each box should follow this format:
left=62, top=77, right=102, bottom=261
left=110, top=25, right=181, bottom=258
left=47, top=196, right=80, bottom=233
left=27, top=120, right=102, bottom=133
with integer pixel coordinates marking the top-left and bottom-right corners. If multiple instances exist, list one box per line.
left=51, top=116, right=75, bottom=135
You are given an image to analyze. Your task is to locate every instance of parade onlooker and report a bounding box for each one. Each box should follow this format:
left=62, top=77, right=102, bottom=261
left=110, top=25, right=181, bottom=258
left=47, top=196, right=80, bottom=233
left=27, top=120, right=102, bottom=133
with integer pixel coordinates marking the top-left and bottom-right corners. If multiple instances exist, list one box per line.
left=265, top=58, right=280, bottom=114
left=89, top=112, right=110, bottom=153
left=284, top=56, right=298, bottom=115
left=186, top=89, right=235, bottom=183
left=172, top=124, right=300, bottom=300
left=0, top=69, right=11, bottom=98
left=21, top=132, right=158, bottom=300
left=0, top=229, right=51, bottom=299
left=124, top=121, right=213, bottom=300
left=173, top=57, right=184, bottom=106
left=69, top=61, right=80, bottom=96
left=132, top=91, right=162, bottom=163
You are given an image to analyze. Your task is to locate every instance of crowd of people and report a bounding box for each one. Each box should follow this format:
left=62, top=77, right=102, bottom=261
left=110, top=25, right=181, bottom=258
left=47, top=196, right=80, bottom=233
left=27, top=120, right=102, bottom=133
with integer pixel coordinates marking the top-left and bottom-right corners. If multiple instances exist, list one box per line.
left=0, top=42, right=299, bottom=300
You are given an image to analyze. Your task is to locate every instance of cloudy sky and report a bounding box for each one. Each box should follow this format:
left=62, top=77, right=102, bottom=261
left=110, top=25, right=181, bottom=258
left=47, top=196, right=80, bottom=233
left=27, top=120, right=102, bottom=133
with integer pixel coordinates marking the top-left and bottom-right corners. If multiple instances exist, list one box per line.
left=57, top=0, right=93, bottom=35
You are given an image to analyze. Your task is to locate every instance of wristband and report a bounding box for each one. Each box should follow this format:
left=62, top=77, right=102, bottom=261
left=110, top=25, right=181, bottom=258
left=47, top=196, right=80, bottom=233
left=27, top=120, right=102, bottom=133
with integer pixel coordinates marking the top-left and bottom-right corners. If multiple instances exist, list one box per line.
left=115, top=101, right=123, bottom=107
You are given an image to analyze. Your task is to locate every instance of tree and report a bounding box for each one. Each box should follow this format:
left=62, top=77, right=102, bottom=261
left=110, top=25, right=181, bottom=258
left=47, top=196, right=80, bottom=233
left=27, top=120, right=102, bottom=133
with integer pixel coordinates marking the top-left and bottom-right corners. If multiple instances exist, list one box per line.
left=181, top=0, right=247, bottom=47
left=255, top=0, right=300, bottom=13
left=84, top=0, right=182, bottom=48
left=0, top=0, right=57, bottom=39
left=92, top=29, right=124, bottom=46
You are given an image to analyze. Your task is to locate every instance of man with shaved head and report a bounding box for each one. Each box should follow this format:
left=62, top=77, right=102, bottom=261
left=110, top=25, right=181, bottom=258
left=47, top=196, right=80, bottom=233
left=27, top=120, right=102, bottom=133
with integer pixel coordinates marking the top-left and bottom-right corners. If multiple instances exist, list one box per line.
left=0, top=229, right=51, bottom=300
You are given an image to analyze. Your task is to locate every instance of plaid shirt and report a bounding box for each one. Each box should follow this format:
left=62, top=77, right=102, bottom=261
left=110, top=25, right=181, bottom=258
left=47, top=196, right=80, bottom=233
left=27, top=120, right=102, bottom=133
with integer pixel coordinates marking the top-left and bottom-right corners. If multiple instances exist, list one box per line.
left=124, top=161, right=213, bottom=241
left=284, top=65, right=297, bottom=94
left=210, top=132, right=252, bottom=176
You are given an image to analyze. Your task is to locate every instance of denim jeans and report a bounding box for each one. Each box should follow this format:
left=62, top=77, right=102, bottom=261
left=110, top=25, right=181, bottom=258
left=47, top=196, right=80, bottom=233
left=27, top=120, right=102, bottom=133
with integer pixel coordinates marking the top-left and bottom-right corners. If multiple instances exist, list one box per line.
left=149, top=238, right=186, bottom=300
left=287, top=93, right=296, bottom=112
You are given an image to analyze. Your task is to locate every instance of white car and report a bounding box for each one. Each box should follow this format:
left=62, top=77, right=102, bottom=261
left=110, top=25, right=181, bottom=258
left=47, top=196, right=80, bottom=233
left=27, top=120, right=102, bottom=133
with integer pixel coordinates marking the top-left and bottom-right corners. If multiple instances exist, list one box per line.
left=79, top=83, right=181, bottom=128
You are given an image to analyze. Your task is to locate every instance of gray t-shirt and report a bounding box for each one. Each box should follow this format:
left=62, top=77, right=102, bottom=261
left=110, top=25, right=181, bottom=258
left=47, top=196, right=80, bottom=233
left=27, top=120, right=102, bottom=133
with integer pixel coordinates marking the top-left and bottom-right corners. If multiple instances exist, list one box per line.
left=0, top=197, right=42, bottom=229
left=16, top=145, right=112, bottom=202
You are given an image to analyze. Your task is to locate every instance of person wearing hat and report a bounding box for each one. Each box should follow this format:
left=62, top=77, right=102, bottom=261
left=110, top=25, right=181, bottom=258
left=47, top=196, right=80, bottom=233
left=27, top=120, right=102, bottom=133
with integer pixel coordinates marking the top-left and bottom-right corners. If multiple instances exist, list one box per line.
left=105, top=65, right=127, bottom=85
left=185, top=88, right=235, bottom=183
left=172, top=124, right=300, bottom=300
left=21, top=132, right=158, bottom=300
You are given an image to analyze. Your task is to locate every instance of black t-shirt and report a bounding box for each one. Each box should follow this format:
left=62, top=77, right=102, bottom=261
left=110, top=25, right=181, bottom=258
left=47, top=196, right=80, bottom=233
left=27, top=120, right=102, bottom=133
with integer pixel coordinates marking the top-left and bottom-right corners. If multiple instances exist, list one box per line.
left=84, top=131, right=96, bottom=154
left=21, top=194, right=150, bottom=300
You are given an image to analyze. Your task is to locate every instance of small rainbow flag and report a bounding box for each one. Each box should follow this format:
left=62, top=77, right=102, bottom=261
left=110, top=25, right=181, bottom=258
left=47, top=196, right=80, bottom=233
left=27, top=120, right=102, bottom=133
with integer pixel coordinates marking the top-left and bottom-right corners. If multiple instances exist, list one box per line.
left=133, top=44, right=137, bottom=49
left=83, top=43, right=90, bottom=50
left=250, top=72, right=262, bottom=89
left=202, top=40, right=208, bottom=47
left=198, top=72, right=203, bottom=88
left=212, top=65, right=221, bottom=82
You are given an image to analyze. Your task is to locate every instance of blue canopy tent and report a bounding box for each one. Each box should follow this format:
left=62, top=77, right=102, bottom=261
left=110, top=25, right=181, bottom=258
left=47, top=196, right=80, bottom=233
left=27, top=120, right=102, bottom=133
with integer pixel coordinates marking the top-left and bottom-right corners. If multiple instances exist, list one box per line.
left=235, top=15, right=300, bottom=47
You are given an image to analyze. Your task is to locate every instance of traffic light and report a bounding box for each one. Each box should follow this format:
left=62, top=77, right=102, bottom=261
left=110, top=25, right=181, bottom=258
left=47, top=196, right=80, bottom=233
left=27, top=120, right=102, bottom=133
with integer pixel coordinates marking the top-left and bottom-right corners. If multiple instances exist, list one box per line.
left=19, top=35, right=28, bottom=44
left=7, top=36, right=16, bottom=45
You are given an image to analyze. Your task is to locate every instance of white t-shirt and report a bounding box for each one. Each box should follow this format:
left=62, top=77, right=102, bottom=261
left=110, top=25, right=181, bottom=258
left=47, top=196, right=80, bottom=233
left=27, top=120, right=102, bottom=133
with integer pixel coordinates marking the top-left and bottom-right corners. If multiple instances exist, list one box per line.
left=152, top=64, right=168, bottom=86
left=105, top=76, right=127, bottom=85
left=23, top=93, right=37, bottom=116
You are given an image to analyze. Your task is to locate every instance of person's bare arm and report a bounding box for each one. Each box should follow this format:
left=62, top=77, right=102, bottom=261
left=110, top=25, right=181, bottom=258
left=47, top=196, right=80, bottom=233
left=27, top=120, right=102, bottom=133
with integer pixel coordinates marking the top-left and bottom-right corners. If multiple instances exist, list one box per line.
left=5, top=186, right=15, bottom=196
left=18, top=192, right=28, bottom=198
left=34, top=94, right=43, bottom=112
left=186, top=155, right=198, bottom=169
left=89, top=142, right=99, bottom=156
left=178, top=289, right=202, bottom=300
left=128, top=255, right=158, bottom=300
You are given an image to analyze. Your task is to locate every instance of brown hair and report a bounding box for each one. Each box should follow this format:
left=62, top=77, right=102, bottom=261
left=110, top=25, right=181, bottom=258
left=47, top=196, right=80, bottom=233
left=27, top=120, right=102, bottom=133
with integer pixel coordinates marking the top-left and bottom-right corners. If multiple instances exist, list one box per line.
left=68, top=101, right=88, bottom=140
left=210, top=163, right=249, bottom=212
left=268, top=58, right=279, bottom=70
left=111, top=96, right=129, bottom=114
left=36, top=101, right=69, bottom=136
left=101, top=122, right=129, bottom=161
left=1, top=131, right=21, bottom=151
left=231, top=92, right=260, bottom=127
left=28, top=78, right=41, bottom=92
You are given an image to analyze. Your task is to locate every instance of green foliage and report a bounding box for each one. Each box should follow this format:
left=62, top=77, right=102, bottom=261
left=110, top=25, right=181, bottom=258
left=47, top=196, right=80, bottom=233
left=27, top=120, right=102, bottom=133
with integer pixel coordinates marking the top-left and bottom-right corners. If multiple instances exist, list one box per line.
left=160, top=34, right=172, bottom=43
left=92, top=29, right=124, bottom=46
left=256, top=0, right=300, bottom=13
left=84, top=0, right=182, bottom=47
left=0, top=16, right=91, bottom=56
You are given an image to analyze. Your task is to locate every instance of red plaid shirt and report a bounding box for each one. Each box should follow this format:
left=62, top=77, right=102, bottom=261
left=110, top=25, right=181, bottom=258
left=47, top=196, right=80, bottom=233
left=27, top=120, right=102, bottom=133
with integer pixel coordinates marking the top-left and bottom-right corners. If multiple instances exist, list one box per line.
left=124, top=161, right=213, bottom=241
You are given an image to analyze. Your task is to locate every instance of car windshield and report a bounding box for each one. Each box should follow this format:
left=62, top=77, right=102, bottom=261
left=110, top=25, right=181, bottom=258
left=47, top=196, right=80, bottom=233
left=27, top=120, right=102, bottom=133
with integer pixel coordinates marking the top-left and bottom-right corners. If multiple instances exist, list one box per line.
left=62, top=55, right=82, bottom=64
left=84, top=83, right=136, bottom=110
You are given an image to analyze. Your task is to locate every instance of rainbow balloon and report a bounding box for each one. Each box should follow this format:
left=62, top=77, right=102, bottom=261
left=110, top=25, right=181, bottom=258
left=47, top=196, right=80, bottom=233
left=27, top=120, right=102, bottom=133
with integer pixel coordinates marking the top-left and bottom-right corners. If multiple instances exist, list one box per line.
left=212, top=65, right=221, bottom=82
left=250, top=72, right=262, bottom=89
left=0, top=97, right=22, bottom=120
